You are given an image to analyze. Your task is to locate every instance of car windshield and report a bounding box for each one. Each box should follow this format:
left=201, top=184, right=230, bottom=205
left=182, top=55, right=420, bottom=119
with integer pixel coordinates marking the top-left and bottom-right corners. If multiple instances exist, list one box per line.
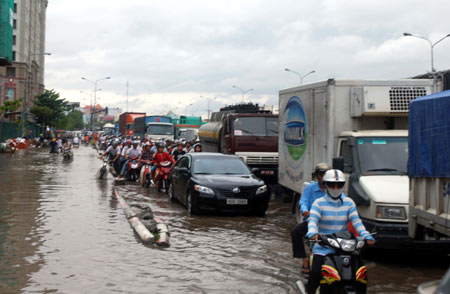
left=232, top=117, right=278, bottom=137
left=356, top=137, right=408, bottom=174
left=147, top=125, right=173, bottom=135
left=192, top=157, right=251, bottom=175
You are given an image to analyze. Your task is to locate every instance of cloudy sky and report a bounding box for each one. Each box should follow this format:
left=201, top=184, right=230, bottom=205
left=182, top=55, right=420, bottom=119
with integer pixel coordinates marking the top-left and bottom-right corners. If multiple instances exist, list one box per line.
left=45, top=0, right=450, bottom=117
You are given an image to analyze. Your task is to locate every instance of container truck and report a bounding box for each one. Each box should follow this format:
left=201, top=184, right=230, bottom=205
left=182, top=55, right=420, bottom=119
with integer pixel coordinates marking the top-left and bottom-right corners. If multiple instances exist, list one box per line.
left=133, top=115, right=174, bottom=141
left=173, top=115, right=205, bottom=139
left=278, top=78, right=441, bottom=249
left=198, top=103, right=278, bottom=183
left=408, top=90, right=450, bottom=245
left=119, top=112, right=145, bottom=136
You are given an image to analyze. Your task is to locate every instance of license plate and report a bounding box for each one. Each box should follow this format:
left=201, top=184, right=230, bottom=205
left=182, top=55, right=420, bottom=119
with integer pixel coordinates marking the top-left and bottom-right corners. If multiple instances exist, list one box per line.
left=226, top=198, right=248, bottom=205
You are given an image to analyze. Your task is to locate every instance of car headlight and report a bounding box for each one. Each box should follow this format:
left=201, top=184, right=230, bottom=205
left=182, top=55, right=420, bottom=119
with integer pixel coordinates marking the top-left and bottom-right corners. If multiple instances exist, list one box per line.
left=376, top=206, right=406, bottom=220
left=194, top=185, right=215, bottom=195
left=256, top=185, right=268, bottom=195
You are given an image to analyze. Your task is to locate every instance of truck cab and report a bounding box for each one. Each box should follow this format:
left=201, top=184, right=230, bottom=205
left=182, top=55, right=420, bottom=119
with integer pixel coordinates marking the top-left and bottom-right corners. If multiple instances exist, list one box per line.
left=337, top=130, right=409, bottom=248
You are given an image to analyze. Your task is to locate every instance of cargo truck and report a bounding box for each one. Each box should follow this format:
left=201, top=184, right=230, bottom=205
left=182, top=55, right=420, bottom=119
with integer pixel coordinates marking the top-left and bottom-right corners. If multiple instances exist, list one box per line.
left=198, top=103, right=278, bottom=183
left=278, top=79, right=441, bottom=249
left=119, top=112, right=145, bottom=136
left=173, top=115, right=205, bottom=139
left=133, top=115, right=174, bottom=141
left=408, top=90, right=450, bottom=246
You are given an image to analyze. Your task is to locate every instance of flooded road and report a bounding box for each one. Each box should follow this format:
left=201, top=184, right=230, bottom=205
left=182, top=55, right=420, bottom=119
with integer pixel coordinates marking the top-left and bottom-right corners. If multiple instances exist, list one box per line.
left=0, top=146, right=448, bottom=293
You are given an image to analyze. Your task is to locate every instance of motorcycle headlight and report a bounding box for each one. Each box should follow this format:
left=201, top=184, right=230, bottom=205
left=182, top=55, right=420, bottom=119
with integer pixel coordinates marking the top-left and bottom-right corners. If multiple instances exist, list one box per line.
left=256, top=185, right=268, bottom=195
left=376, top=206, right=406, bottom=220
left=131, top=164, right=138, bottom=168
left=194, top=185, right=215, bottom=195
left=356, top=240, right=365, bottom=249
left=327, top=238, right=340, bottom=249
left=337, top=238, right=356, bottom=252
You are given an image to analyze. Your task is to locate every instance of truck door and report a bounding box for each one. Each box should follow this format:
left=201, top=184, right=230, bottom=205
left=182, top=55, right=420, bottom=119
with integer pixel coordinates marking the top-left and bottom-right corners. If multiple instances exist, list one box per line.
left=337, top=138, right=353, bottom=194
left=221, top=117, right=231, bottom=153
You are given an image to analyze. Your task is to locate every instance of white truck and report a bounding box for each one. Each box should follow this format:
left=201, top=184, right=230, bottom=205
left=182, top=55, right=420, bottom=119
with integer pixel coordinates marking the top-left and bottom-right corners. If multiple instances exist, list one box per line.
left=278, top=78, right=441, bottom=249
left=408, top=90, right=450, bottom=247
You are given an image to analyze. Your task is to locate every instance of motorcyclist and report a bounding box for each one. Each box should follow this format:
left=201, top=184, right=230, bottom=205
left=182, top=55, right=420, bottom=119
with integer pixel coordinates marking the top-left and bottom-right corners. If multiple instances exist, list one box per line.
left=138, top=142, right=154, bottom=186
left=171, top=141, right=186, bottom=161
left=119, top=140, right=142, bottom=179
left=291, top=163, right=330, bottom=274
left=62, top=139, right=73, bottom=150
left=73, top=135, right=80, bottom=146
left=102, top=139, right=121, bottom=175
left=184, top=141, right=192, bottom=153
left=49, top=138, right=58, bottom=153
left=56, top=137, right=63, bottom=153
left=152, top=143, right=175, bottom=188
left=306, top=169, right=375, bottom=294
left=191, top=143, right=202, bottom=153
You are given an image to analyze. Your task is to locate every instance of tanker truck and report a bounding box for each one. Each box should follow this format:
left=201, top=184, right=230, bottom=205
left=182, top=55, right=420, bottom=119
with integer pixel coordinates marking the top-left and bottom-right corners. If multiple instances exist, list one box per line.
left=198, top=103, right=278, bottom=183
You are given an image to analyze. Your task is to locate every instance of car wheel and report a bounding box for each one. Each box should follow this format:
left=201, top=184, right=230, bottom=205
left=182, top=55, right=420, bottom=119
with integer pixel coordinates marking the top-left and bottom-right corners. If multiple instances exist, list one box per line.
left=168, top=183, right=176, bottom=202
left=186, top=191, right=198, bottom=214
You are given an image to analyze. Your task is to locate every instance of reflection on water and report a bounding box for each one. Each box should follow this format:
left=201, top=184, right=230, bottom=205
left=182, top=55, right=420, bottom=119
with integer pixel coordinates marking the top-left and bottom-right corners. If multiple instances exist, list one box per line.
left=0, top=147, right=447, bottom=294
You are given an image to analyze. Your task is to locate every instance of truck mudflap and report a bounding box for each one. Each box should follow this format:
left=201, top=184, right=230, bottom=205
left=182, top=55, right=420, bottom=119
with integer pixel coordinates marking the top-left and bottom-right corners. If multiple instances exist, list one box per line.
left=362, top=218, right=450, bottom=250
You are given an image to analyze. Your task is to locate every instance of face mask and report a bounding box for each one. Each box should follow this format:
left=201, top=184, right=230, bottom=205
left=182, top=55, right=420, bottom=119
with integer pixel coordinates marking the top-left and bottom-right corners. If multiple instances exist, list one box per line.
left=327, top=187, right=343, bottom=199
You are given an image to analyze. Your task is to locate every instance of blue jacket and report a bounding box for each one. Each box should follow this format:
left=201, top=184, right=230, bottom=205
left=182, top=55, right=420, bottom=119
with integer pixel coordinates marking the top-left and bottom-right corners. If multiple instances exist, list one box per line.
left=299, top=182, right=326, bottom=220
left=306, top=193, right=375, bottom=256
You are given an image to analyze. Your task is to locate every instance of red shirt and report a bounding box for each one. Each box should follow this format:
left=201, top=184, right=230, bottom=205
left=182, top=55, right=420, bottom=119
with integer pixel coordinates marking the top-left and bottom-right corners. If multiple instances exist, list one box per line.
left=153, top=151, right=174, bottom=166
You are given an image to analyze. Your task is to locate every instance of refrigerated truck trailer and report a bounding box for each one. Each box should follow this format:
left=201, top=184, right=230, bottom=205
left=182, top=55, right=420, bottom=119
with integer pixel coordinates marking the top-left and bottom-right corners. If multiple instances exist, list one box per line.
left=278, top=78, right=442, bottom=249
left=408, top=90, right=450, bottom=244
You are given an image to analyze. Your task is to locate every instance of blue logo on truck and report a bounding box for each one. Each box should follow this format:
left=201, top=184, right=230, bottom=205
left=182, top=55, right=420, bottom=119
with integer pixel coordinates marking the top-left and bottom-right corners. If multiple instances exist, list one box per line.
left=283, top=96, right=307, bottom=163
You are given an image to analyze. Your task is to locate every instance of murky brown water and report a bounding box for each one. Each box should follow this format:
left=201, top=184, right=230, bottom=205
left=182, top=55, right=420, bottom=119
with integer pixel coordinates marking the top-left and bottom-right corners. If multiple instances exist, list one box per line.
left=0, top=147, right=448, bottom=293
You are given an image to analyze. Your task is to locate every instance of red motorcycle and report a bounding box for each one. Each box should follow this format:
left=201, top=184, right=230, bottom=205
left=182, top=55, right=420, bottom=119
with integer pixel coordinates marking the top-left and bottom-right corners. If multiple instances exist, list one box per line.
left=127, top=156, right=140, bottom=182
left=155, top=161, right=172, bottom=192
left=141, top=159, right=153, bottom=188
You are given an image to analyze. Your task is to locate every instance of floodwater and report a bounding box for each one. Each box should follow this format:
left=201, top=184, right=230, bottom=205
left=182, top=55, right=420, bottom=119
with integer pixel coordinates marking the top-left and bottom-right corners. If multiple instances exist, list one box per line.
left=0, top=146, right=448, bottom=294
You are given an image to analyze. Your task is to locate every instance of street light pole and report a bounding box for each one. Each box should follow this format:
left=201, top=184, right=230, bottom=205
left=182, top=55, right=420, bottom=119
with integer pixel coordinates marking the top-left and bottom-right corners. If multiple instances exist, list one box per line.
left=185, top=103, right=193, bottom=114
left=21, top=52, right=51, bottom=136
left=82, top=76, right=110, bottom=131
left=232, top=85, right=253, bottom=103
left=200, top=96, right=217, bottom=121
left=284, top=68, right=315, bottom=85
left=403, top=32, right=450, bottom=72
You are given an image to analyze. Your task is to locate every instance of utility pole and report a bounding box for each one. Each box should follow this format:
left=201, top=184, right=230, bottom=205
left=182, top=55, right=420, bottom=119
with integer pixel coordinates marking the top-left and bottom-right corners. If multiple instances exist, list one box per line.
left=126, top=81, right=129, bottom=112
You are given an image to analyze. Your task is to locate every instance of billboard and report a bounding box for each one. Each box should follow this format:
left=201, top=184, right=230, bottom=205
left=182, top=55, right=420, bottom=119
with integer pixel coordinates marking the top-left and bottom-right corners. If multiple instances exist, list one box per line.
left=0, top=0, right=14, bottom=64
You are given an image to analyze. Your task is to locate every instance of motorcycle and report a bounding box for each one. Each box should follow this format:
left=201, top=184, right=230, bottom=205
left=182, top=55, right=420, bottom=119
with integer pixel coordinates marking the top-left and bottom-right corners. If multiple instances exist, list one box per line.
left=140, top=159, right=153, bottom=188
left=98, top=156, right=109, bottom=179
left=63, top=148, right=73, bottom=160
left=156, top=161, right=172, bottom=192
left=127, top=156, right=140, bottom=182
left=297, top=232, right=369, bottom=294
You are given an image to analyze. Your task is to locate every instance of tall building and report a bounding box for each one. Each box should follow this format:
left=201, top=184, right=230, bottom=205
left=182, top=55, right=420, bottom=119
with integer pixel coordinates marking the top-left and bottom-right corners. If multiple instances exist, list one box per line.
left=0, top=0, right=48, bottom=119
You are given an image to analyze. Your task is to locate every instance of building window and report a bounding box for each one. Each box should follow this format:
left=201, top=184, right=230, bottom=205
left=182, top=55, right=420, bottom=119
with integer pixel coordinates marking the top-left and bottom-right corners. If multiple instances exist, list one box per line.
left=6, top=88, right=15, bottom=101
left=13, top=35, right=16, bottom=45
left=13, top=19, right=16, bottom=29
left=6, top=67, right=16, bottom=77
left=12, top=51, right=15, bottom=61
left=14, top=3, right=17, bottom=13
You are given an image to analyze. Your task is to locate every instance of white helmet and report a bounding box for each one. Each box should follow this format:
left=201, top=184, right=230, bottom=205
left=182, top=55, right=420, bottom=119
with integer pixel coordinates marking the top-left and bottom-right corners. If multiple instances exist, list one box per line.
left=323, top=169, right=345, bottom=199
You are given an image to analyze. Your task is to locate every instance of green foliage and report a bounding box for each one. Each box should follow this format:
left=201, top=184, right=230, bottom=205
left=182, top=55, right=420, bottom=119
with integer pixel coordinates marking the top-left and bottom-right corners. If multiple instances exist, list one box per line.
left=30, top=89, right=69, bottom=128
left=0, top=99, right=22, bottom=119
left=61, top=110, right=84, bottom=130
